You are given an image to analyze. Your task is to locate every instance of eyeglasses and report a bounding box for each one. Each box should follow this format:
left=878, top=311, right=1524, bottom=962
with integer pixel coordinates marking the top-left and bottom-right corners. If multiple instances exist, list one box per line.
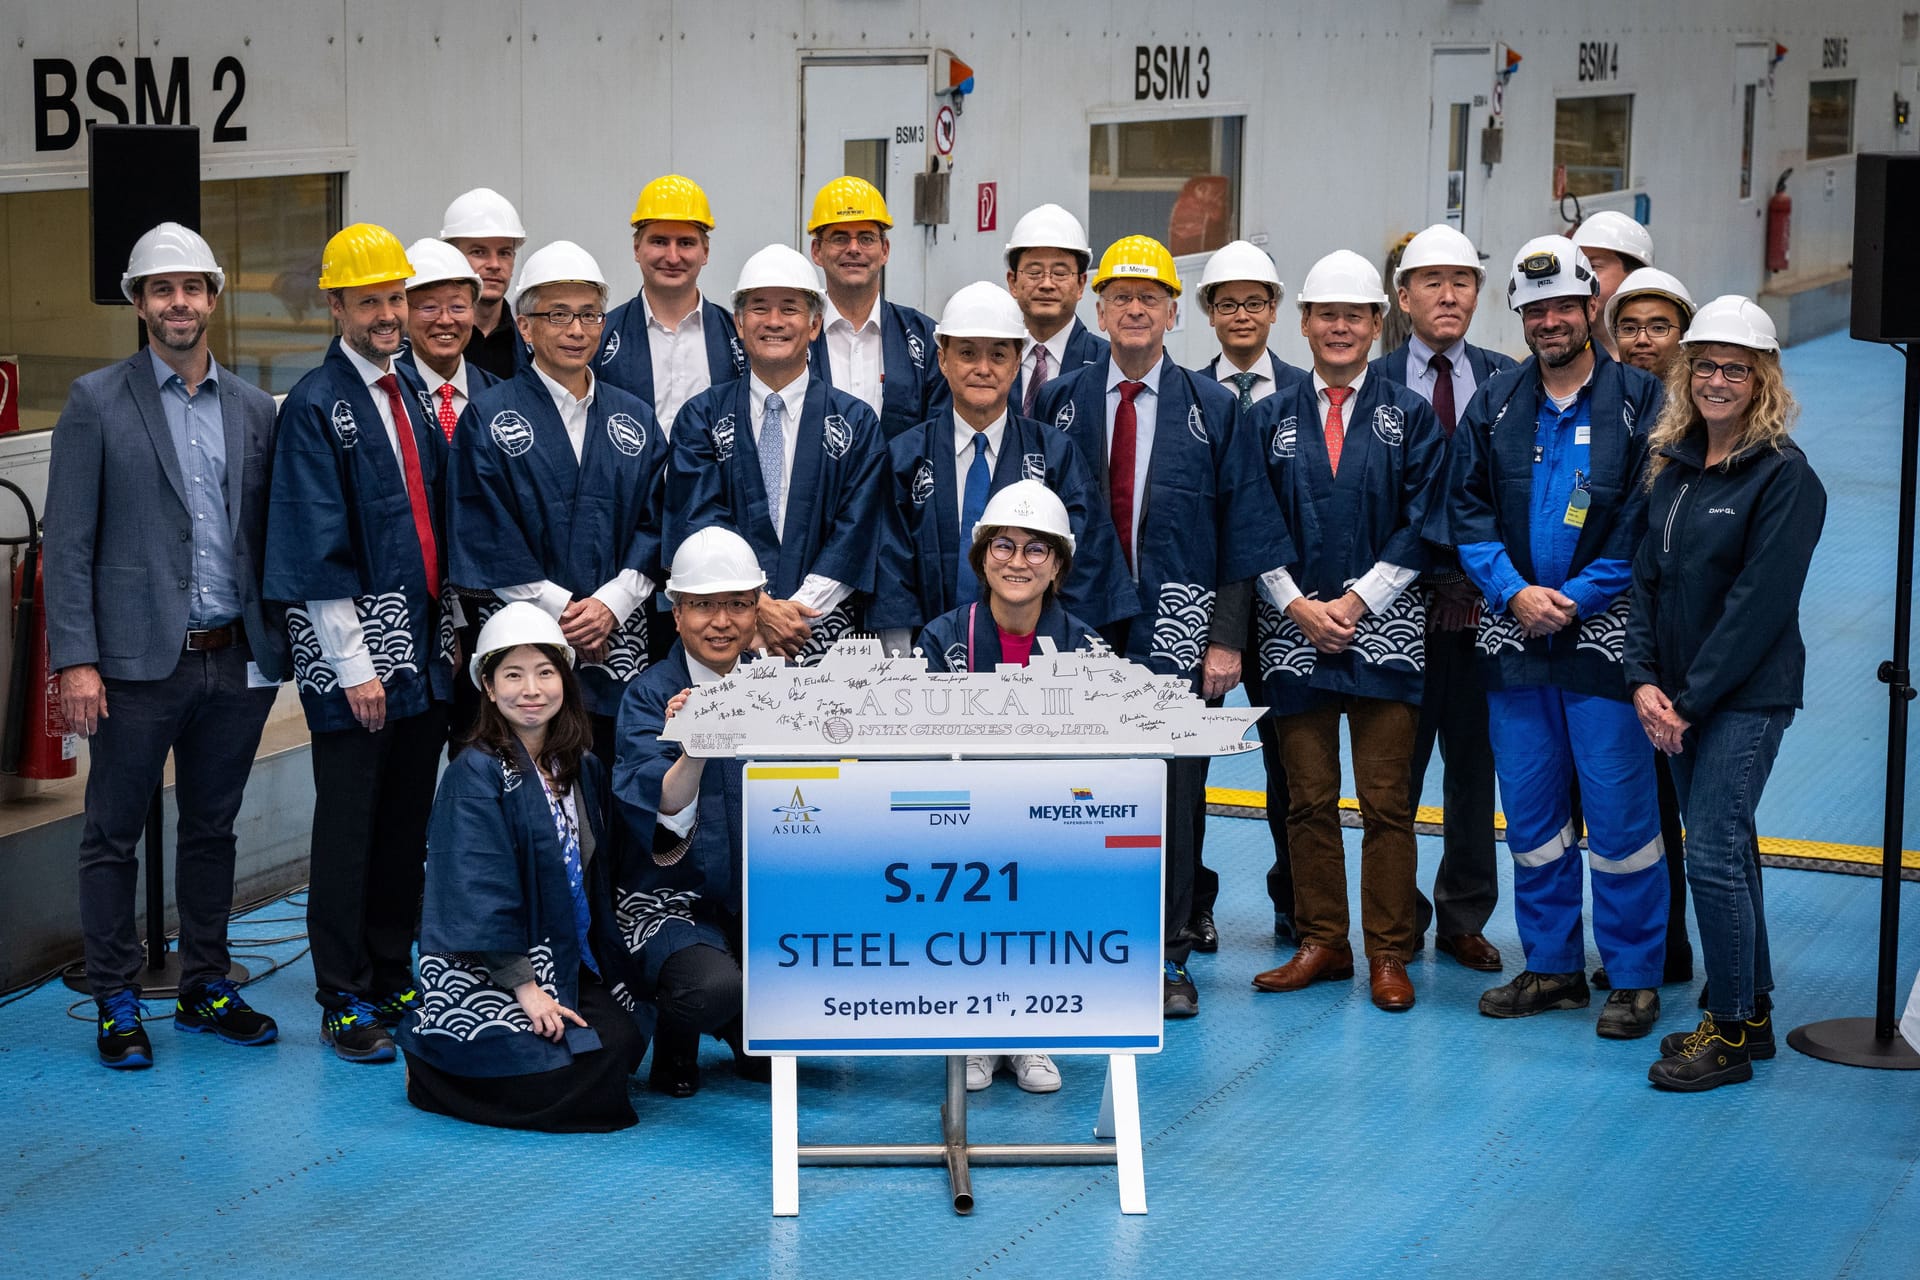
left=411, top=302, right=473, bottom=322
left=533, top=309, right=606, bottom=329
left=1689, top=357, right=1753, bottom=384
left=1209, top=298, right=1273, bottom=317
left=1017, top=265, right=1081, bottom=283
left=987, top=537, right=1055, bottom=565
left=1616, top=320, right=1676, bottom=339
left=821, top=231, right=883, bottom=250
left=1100, top=291, right=1168, bottom=311
left=680, top=598, right=757, bottom=619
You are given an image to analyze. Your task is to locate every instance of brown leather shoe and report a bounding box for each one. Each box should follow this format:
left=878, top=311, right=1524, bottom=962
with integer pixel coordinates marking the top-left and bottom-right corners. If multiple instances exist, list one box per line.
left=1369, top=956, right=1416, bottom=1011
left=1252, top=943, right=1355, bottom=992
left=1436, top=933, right=1504, bottom=972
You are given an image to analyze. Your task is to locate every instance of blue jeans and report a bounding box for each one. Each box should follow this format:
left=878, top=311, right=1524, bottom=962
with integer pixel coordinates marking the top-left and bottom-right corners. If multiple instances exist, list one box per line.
left=1666, top=708, right=1793, bottom=1021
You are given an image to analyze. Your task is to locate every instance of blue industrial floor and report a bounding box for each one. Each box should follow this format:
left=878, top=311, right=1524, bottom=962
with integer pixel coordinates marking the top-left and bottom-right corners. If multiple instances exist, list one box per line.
left=4, top=330, right=1919, bottom=1278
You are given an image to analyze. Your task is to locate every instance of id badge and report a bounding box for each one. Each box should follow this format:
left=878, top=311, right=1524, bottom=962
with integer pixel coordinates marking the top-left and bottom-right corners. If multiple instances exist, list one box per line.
left=1564, top=487, right=1591, bottom=528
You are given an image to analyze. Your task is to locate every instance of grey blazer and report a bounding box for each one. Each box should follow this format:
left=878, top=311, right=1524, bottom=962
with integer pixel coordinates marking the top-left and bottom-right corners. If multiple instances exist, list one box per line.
left=43, top=351, right=288, bottom=682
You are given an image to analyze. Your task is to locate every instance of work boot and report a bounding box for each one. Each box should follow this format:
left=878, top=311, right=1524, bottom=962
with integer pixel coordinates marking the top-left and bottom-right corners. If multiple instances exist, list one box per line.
left=1479, top=970, right=1591, bottom=1019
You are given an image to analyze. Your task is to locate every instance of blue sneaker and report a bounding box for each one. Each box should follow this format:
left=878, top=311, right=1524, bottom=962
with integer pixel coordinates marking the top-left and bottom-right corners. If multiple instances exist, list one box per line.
left=97, top=990, right=153, bottom=1069
left=371, top=986, right=422, bottom=1028
left=320, top=995, right=396, bottom=1064
left=1163, top=961, right=1198, bottom=1019
left=174, top=978, right=278, bottom=1046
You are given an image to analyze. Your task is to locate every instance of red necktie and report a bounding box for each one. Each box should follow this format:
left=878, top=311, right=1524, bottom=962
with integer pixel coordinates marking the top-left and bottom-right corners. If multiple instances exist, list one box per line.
left=436, top=382, right=458, bottom=442
left=375, top=373, right=440, bottom=592
left=1111, top=380, right=1145, bottom=571
left=1428, top=352, right=1457, bottom=436
left=1324, top=384, right=1352, bottom=475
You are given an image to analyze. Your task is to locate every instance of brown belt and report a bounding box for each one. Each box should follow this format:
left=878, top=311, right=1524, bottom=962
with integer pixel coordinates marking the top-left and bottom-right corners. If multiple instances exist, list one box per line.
left=184, top=623, right=240, bottom=652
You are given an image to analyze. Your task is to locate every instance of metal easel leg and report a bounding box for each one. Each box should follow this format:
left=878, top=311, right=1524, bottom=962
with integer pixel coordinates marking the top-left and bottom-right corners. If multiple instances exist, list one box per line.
left=771, top=1055, right=799, bottom=1216
left=941, top=1054, right=975, bottom=1214
left=1107, top=1055, right=1147, bottom=1214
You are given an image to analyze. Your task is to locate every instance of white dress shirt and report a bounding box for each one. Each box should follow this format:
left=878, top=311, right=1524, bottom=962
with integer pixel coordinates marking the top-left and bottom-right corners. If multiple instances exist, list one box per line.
left=952, top=410, right=1007, bottom=518
left=657, top=652, right=731, bottom=836
left=748, top=370, right=852, bottom=615
left=1255, top=367, right=1418, bottom=617
left=412, top=355, right=472, bottom=421
left=495, top=364, right=652, bottom=624
left=821, top=296, right=884, bottom=414
left=309, top=344, right=425, bottom=689
left=1104, top=356, right=1163, bottom=573
left=1213, top=350, right=1281, bottom=405
left=642, top=291, right=712, bottom=432
left=1020, top=325, right=1075, bottom=400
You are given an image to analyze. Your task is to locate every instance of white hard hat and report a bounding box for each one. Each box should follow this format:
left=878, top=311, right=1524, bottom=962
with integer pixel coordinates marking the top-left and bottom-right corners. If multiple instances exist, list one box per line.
left=1004, top=203, right=1093, bottom=267
left=1393, top=224, right=1485, bottom=289
left=1199, top=240, right=1284, bottom=307
left=1506, top=235, right=1597, bottom=312
left=439, top=187, right=527, bottom=244
left=512, top=240, right=609, bottom=313
left=1296, top=249, right=1388, bottom=309
left=666, top=526, right=769, bottom=599
left=120, top=221, right=224, bottom=303
left=469, top=601, right=574, bottom=686
left=1604, top=267, right=1697, bottom=334
left=971, top=479, right=1076, bottom=554
left=403, top=238, right=483, bottom=295
left=935, top=282, right=1027, bottom=340
left=1571, top=211, right=1654, bottom=267
left=1681, top=295, right=1779, bottom=352
left=732, top=244, right=823, bottom=309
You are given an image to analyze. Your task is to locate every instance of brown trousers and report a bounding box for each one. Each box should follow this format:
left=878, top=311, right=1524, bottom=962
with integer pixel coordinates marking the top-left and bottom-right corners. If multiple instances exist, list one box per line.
left=1275, top=696, right=1420, bottom=960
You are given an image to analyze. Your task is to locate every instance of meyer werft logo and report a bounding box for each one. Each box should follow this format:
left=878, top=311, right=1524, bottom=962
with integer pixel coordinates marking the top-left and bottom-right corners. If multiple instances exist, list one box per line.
left=772, top=786, right=822, bottom=834
left=1029, top=788, right=1141, bottom=823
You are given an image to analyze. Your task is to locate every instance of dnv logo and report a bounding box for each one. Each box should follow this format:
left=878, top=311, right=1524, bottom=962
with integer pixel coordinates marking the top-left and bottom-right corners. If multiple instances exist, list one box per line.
left=772, top=786, right=823, bottom=835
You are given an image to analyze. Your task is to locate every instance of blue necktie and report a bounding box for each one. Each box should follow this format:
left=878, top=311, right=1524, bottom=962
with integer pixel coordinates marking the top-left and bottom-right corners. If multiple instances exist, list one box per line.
left=1230, top=371, right=1259, bottom=412
left=954, top=434, right=991, bottom=602
left=760, top=391, right=785, bottom=541
left=545, top=785, right=598, bottom=977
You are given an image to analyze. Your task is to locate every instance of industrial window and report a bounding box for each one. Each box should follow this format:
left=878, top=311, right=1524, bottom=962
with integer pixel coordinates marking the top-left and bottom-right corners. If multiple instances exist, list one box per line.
left=1807, top=79, right=1856, bottom=160
left=1088, top=116, right=1243, bottom=259
left=1553, top=94, right=1634, bottom=197
left=1739, top=83, right=1757, bottom=199
left=0, top=172, right=342, bottom=435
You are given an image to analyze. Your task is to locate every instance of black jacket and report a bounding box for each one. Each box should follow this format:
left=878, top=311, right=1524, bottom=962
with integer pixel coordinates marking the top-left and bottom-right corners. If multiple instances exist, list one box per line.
left=1624, top=429, right=1826, bottom=722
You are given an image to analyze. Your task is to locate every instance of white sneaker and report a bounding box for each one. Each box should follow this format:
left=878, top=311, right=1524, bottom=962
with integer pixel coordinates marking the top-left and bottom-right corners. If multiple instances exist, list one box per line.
left=965, top=1055, right=999, bottom=1091
left=1006, top=1053, right=1061, bottom=1093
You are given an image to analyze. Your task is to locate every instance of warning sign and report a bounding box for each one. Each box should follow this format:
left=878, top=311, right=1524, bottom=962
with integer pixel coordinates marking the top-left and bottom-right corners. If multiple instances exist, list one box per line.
left=977, top=182, right=997, bottom=232
left=934, top=104, right=956, bottom=156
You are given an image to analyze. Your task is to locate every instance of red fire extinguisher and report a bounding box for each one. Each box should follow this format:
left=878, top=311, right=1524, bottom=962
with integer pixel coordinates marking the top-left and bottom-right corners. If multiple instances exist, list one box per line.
left=1766, top=168, right=1794, bottom=275
left=1, top=479, right=75, bottom=779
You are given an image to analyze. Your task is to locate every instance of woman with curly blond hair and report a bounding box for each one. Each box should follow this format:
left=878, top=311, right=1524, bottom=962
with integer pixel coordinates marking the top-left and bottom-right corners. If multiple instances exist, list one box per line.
left=1623, top=296, right=1826, bottom=1092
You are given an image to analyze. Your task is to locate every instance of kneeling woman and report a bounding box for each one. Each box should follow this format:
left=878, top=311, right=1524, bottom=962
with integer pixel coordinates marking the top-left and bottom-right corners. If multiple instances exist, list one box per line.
left=921, top=480, right=1101, bottom=1095
left=400, top=604, right=648, bottom=1131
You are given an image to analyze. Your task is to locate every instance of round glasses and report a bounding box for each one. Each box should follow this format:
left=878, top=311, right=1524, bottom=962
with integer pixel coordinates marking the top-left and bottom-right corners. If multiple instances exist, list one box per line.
left=987, top=537, right=1055, bottom=565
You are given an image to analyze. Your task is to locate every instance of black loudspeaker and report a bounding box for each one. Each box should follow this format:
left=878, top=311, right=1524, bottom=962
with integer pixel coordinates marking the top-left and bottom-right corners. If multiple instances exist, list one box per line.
left=1852, top=152, right=1920, bottom=344
left=88, top=124, right=201, bottom=306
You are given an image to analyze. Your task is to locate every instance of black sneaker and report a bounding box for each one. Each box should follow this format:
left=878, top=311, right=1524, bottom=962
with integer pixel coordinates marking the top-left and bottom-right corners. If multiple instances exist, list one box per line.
left=174, top=978, right=278, bottom=1046
left=96, top=990, right=153, bottom=1070
left=372, top=986, right=422, bottom=1028
left=1660, top=1003, right=1776, bottom=1061
left=1596, top=988, right=1660, bottom=1039
left=1163, top=961, right=1199, bottom=1019
left=321, top=996, right=397, bottom=1063
left=1648, top=1017, right=1754, bottom=1092
left=1479, top=970, right=1591, bottom=1019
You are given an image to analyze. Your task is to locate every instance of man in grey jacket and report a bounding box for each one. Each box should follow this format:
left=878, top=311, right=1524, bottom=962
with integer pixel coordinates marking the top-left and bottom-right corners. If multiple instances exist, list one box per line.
left=43, top=223, right=286, bottom=1069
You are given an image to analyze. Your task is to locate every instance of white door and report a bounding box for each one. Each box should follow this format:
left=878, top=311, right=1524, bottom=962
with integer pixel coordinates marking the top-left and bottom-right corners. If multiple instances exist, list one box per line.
left=801, top=59, right=931, bottom=309
left=1428, top=48, right=1492, bottom=248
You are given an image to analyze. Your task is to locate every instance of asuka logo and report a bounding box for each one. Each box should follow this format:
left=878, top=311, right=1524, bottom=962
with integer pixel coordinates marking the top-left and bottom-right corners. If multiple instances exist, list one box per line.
left=772, top=787, right=823, bottom=834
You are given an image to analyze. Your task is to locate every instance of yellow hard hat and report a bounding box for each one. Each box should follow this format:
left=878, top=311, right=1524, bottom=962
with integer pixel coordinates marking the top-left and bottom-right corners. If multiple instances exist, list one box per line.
left=631, top=174, right=715, bottom=230
left=1093, top=235, right=1182, bottom=297
left=808, top=176, right=892, bottom=234
left=318, top=223, right=413, bottom=290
